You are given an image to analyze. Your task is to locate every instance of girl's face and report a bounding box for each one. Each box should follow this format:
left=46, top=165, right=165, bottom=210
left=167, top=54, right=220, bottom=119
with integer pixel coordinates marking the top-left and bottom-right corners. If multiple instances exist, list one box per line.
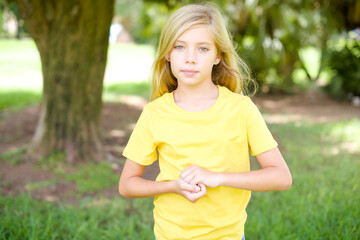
left=167, top=26, right=220, bottom=89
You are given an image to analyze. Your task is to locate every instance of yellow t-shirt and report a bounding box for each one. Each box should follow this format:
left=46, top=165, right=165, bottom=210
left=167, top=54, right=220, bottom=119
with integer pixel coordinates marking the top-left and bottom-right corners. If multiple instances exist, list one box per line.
left=123, top=85, right=277, bottom=240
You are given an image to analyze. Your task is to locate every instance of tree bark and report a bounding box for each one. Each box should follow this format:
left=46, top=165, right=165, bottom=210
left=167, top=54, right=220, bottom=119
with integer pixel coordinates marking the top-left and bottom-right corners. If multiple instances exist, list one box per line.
left=15, top=0, right=115, bottom=163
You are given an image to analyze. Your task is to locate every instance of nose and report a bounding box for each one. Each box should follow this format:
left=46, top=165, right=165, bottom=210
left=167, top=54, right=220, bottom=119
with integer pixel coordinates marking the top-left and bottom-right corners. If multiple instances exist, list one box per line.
left=185, top=48, right=196, bottom=64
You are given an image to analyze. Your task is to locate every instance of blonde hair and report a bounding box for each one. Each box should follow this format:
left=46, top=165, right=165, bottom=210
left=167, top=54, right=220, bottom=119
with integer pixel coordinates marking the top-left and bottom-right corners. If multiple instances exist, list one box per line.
left=150, top=2, right=256, bottom=100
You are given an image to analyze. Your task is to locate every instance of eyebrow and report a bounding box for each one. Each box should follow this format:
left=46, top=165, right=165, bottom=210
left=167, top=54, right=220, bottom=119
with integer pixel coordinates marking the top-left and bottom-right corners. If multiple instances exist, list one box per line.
left=175, top=40, right=212, bottom=45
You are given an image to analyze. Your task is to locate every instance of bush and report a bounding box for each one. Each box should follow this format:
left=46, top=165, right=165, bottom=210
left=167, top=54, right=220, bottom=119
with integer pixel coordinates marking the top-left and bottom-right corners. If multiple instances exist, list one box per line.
left=324, top=35, right=360, bottom=99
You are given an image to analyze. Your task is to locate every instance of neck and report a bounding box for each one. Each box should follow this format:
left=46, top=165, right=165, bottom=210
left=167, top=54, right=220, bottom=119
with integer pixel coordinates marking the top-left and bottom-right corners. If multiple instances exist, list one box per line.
left=174, top=82, right=218, bottom=101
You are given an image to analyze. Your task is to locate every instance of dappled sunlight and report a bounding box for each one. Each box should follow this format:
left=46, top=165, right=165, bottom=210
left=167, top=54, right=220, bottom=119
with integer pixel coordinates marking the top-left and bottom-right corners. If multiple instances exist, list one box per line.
left=263, top=113, right=302, bottom=124
left=44, top=195, right=58, bottom=202
left=118, top=95, right=148, bottom=110
left=84, top=198, right=110, bottom=207
left=105, top=145, right=125, bottom=156
left=127, top=122, right=137, bottom=131
left=110, top=129, right=126, bottom=138
left=263, top=113, right=335, bottom=124
left=255, top=93, right=360, bottom=125
left=340, top=142, right=359, bottom=154
left=324, top=119, right=360, bottom=155
left=327, top=142, right=359, bottom=156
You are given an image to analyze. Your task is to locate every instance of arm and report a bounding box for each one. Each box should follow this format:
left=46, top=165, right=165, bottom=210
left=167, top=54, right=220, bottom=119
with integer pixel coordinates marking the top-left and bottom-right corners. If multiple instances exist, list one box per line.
left=181, top=147, right=292, bottom=192
left=119, top=159, right=207, bottom=202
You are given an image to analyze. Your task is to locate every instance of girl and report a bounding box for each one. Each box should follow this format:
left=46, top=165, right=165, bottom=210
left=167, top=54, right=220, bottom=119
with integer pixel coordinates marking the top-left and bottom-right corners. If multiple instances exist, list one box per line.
left=119, top=3, right=292, bottom=240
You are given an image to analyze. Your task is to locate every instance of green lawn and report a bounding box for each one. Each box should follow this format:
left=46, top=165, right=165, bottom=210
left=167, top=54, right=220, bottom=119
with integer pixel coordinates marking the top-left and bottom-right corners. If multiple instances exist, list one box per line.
left=247, top=120, right=360, bottom=239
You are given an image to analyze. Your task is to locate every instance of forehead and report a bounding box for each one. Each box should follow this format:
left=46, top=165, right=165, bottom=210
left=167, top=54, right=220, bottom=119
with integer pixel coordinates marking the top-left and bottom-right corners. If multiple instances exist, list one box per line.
left=175, top=26, right=215, bottom=44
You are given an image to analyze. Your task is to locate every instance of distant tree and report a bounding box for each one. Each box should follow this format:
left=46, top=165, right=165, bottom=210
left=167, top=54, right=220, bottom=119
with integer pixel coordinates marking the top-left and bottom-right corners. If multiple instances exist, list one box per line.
left=15, top=0, right=115, bottom=163
left=2, top=0, right=24, bottom=38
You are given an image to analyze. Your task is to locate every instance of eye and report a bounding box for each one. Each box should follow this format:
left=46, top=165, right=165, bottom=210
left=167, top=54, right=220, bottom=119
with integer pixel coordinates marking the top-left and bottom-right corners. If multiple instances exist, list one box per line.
left=199, top=47, right=209, bottom=52
left=174, top=45, right=184, bottom=50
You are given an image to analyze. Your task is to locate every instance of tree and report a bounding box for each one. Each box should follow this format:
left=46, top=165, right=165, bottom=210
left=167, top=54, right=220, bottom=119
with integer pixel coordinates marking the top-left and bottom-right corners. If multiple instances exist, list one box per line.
left=15, top=0, right=115, bottom=163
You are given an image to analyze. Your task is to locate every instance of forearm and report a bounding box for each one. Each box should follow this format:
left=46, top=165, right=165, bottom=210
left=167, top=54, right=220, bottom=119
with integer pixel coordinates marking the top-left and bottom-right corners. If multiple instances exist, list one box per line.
left=217, top=167, right=292, bottom=191
left=119, top=176, right=175, bottom=198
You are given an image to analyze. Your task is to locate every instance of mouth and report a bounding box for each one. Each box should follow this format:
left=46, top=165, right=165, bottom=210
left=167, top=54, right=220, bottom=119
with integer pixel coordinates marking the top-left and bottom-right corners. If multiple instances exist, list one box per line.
left=181, top=70, right=198, bottom=76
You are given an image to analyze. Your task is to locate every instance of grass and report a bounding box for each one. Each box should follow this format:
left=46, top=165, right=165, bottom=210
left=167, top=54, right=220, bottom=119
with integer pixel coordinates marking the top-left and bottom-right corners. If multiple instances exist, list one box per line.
left=0, top=89, right=42, bottom=110
left=60, top=162, right=120, bottom=194
left=246, top=120, right=360, bottom=239
left=0, top=195, right=154, bottom=240
left=104, top=81, right=151, bottom=101
left=0, top=147, right=27, bottom=165
left=35, top=153, right=120, bottom=194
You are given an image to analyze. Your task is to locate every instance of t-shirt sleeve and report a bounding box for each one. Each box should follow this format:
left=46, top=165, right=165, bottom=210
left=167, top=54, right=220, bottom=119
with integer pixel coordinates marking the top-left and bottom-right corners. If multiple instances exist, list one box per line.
left=246, top=98, right=278, bottom=156
left=122, top=106, right=158, bottom=165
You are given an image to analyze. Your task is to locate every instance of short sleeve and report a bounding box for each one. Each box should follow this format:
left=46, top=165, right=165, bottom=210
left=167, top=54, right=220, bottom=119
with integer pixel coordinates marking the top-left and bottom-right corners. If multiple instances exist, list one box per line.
left=122, top=106, right=158, bottom=165
left=246, top=98, right=278, bottom=156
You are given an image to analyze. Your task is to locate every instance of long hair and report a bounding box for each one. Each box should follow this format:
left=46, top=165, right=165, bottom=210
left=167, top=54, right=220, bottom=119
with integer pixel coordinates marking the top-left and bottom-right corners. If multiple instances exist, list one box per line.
left=150, top=2, right=256, bottom=100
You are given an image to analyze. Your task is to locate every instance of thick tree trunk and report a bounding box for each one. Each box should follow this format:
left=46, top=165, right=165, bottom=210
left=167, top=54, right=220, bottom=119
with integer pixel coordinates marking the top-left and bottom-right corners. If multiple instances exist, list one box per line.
left=16, top=0, right=115, bottom=163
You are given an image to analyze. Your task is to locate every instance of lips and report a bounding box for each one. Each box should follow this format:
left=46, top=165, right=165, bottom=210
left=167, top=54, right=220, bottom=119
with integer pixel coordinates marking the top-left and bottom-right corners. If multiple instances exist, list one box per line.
left=181, top=70, right=198, bottom=76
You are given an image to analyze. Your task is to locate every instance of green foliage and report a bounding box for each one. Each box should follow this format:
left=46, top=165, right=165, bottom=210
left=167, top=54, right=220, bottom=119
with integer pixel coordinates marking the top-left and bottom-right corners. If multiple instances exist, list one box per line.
left=323, top=35, right=360, bottom=99
left=112, top=0, right=358, bottom=95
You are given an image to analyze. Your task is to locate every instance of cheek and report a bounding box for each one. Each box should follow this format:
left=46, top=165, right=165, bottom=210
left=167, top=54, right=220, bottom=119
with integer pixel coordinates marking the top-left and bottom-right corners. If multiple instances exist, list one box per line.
left=169, top=61, right=180, bottom=77
left=203, top=57, right=217, bottom=70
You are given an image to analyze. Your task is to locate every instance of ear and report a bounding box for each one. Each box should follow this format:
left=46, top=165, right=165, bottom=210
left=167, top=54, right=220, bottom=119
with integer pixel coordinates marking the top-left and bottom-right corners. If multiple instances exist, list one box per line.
left=214, top=55, right=221, bottom=65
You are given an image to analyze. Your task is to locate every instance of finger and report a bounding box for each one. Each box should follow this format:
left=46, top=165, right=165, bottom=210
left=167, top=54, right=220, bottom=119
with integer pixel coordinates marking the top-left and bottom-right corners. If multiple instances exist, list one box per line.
left=182, top=174, right=196, bottom=185
left=187, top=189, right=206, bottom=203
left=179, top=178, right=200, bottom=192
left=183, top=190, right=203, bottom=203
left=197, top=183, right=207, bottom=194
left=189, top=176, right=200, bottom=186
left=181, top=165, right=199, bottom=176
left=180, top=167, right=194, bottom=179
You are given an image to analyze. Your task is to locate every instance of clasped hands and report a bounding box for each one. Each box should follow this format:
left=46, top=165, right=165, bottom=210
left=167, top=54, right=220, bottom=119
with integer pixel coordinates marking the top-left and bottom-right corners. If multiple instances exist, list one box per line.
left=175, top=165, right=221, bottom=203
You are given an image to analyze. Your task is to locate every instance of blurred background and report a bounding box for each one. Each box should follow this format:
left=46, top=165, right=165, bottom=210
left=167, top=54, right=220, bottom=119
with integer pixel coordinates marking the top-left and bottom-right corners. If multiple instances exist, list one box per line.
left=0, top=0, right=359, bottom=239
left=1, top=0, right=360, bottom=98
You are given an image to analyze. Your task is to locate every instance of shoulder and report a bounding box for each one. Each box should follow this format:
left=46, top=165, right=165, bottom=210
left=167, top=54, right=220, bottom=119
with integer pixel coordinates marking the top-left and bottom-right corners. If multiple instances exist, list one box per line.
left=218, top=86, right=260, bottom=119
left=143, top=92, right=173, bottom=114
left=220, top=86, right=253, bottom=106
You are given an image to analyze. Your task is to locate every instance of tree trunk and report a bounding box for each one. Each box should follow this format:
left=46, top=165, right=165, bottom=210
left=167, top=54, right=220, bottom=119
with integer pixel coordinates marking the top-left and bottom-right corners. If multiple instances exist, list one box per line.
left=15, top=0, right=115, bottom=163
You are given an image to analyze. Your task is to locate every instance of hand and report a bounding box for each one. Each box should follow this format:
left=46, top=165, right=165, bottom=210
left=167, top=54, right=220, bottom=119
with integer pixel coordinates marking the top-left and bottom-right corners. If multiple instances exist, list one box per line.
left=174, top=177, right=207, bottom=203
left=181, top=165, right=221, bottom=188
